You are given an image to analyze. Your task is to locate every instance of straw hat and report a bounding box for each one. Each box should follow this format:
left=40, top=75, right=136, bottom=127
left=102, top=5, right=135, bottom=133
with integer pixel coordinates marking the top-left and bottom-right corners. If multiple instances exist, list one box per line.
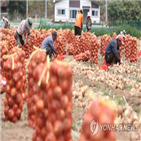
left=25, top=17, right=32, bottom=29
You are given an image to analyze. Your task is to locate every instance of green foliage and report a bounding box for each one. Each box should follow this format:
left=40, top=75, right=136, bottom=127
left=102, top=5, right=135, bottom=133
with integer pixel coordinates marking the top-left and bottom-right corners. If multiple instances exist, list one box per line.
left=108, top=1, right=141, bottom=21
left=7, top=1, right=26, bottom=20
left=37, top=21, right=141, bottom=38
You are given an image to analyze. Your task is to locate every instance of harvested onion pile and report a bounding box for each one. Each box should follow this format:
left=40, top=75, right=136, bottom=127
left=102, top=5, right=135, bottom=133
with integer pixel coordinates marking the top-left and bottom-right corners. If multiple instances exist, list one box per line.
left=74, top=50, right=91, bottom=62
left=66, top=29, right=75, bottom=44
left=54, top=30, right=66, bottom=56
left=124, top=35, right=138, bottom=62
left=73, top=36, right=80, bottom=55
left=79, top=99, right=116, bottom=141
left=112, top=32, right=117, bottom=39
left=1, top=28, right=16, bottom=50
left=0, top=41, right=9, bottom=76
left=116, top=105, right=141, bottom=129
left=32, top=63, right=49, bottom=141
left=27, top=50, right=46, bottom=128
left=79, top=36, right=87, bottom=53
left=10, top=48, right=27, bottom=95
left=67, top=43, right=74, bottom=55
left=90, top=35, right=99, bottom=64
left=3, top=48, right=25, bottom=122
left=100, top=35, right=107, bottom=56
left=32, top=60, right=73, bottom=141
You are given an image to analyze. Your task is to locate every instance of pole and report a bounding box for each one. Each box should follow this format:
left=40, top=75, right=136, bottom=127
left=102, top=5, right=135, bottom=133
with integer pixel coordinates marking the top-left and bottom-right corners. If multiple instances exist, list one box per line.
left=26, top=0, right=28, bottom=18
left=0, top=0, right=1, bottom=19
left=45, top=0, right=47, bottom=21
left=105, top=0, right=107, bottom=23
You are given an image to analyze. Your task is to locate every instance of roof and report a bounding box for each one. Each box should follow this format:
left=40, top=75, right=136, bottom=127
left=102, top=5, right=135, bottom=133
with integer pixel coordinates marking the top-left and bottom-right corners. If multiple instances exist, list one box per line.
left=53, top=0, right=62, bottom=4
left=91, top=0, right=101, bottom=6
left=53, top=0, right=100, bottom=6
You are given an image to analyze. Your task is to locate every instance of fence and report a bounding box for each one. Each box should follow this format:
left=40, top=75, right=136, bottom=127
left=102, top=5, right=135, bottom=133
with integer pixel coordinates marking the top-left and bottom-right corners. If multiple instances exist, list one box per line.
left=108, top=20, right=141, bottom=30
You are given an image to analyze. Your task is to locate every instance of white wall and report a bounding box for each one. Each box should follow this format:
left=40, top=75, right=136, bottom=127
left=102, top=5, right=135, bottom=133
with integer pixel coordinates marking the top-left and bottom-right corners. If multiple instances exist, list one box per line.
left=54, top=0, right=100, bottom=23
left=91, top=8, right=100, bottom=23
left=80, top=0, right=91, bottom=9
left=69, top=7, right=80, bottom=22
left=55, top=0, right=69, bottom=22
left=80, top=0, right=100, bottom=23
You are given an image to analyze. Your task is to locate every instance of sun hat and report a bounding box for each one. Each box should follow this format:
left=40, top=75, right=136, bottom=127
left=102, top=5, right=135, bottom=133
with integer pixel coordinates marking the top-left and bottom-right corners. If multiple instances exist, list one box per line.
left=52, top=31, right=57, bottom=39
left=122, top=30, right=126, bottom=35
left=87, top=12, right=90, bottom=17
left=25, top=17, right=32, bottom=29
left=118, top=35, right=124, bottom=45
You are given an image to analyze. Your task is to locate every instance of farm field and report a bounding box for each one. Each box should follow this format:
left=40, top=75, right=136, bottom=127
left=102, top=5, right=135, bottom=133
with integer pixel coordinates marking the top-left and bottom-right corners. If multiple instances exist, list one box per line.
left=0, top=28, right=141, bottom=141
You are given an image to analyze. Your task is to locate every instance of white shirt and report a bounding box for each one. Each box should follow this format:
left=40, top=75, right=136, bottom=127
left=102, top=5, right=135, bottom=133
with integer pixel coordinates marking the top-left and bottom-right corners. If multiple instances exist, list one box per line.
left=17, top=20, right=30, bottom=41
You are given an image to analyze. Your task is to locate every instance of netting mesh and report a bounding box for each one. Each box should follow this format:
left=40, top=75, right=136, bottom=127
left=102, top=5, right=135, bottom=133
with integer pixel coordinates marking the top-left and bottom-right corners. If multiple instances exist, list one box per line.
left=108, top=20, right=141, bottom=30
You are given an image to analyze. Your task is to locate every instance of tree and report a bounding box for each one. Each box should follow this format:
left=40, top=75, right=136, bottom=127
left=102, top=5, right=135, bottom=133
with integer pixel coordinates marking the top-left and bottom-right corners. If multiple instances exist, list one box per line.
left=7, top=1, right=26, bottom=20
left=108, top=1, right=141, bottom=21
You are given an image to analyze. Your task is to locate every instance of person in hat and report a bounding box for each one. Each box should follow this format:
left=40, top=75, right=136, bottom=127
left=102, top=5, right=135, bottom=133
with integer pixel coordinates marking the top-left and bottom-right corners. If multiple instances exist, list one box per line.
left=86, top=12, right=92, bottom=32
left=116, top=30, right=126, bottom=51
left=116, top=30, right=126, bottom=40
left=74, top=10, right=83, bottom=37
left=40, top=31, right=57, bottom=58
left=2, top=17, right=10, bottom=29
left=105, top=35, right=124, bottom=65
left=15, top=17, right=32, bottom=48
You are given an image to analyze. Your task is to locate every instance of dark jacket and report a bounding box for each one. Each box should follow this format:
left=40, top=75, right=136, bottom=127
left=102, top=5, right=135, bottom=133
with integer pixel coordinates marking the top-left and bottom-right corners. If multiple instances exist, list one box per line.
left=105, top=38, right=119, bottom=57
left=86, top=17, right=92, bottom=30
left=40, top=35, right=56, bottom=53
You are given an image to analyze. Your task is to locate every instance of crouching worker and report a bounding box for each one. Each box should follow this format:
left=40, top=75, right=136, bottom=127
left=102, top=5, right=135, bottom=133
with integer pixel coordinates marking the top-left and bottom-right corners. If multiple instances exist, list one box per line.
left=105, top=35, right=124, bottom=66
left=40, top=31, right=57, bottom=58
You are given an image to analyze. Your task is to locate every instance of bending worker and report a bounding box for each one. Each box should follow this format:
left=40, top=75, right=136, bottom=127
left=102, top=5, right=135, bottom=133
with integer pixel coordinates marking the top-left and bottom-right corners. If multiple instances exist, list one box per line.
left=40, top=31, right=57, bottom=58
left=15, top=17, right=32, bottom=48
left=2, top=17, right=10, bottom=29
left=74, top=10, right=83, bottom=37
left=105, top=35, right=124, bottom=65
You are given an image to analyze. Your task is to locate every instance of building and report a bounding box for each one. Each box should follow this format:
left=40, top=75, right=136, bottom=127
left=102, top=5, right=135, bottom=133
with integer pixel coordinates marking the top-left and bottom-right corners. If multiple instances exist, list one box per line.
left=53, top=0, right=100, bottom=23
left=0, top=1, right=8, bottom=18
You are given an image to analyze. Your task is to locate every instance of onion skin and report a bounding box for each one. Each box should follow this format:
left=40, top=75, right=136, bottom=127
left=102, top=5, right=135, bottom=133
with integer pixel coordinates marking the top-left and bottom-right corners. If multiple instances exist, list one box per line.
left=79, top=100, right=116, bottom=141
left=3, top=48, right=25, bottom=122
left=31, top=59, right=73, bottom=141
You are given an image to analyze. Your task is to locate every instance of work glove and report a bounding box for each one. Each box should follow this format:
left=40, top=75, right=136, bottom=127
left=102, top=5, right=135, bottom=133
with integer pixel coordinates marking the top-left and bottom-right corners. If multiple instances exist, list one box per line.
left=27, top=38, right=30, bottom=44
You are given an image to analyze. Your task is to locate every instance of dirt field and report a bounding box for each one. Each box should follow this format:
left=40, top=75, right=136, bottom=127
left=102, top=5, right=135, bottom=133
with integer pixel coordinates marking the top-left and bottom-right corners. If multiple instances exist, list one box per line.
left=1, top=38, right=141, bottom=141
left=1, top=54, right=141, bottom=141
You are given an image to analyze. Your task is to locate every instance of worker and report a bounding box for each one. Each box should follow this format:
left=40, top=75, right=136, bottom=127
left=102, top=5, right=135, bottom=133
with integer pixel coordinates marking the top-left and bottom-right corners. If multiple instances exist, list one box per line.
left=2, top=17, right=10, bottom=29
left=105, top=35, right=124, bottom=65
left=74, top=10, right=83, bottom=37
left=40, top=31, right=57, bottom=58
left=86, top=12, right=92, bottom=32
left=15, top=17, right=32, bottom=48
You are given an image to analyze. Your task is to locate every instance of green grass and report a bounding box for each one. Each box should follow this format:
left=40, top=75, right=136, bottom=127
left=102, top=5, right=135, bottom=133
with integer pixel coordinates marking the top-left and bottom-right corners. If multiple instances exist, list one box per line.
left=103, top=90, right=110, bottom=96
left=37, top=22, right=141, bottom=38
left=134, top=108, right=140, bottom=114
left=72, top=108, right=80, bottom=113
left=2, top=124, right=12, bottom=129
left=114, top=95, right=124, bottom=105
left=96, top=81, right=101, bottom=90
left=124, top=84, right=132, bottom=90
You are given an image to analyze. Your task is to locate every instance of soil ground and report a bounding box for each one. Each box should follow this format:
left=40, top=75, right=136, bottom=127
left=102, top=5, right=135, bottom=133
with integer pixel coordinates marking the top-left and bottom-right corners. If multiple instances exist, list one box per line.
left=1, top=39, right=141, bottom=141
left=1, top=55, right=141, bottom=141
